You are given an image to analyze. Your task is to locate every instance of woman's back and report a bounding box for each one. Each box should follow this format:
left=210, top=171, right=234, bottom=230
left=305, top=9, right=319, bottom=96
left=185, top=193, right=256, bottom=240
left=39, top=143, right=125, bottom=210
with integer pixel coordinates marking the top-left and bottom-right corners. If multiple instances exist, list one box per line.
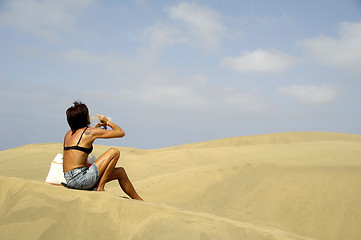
left=63, top=127, right=94, bottom=172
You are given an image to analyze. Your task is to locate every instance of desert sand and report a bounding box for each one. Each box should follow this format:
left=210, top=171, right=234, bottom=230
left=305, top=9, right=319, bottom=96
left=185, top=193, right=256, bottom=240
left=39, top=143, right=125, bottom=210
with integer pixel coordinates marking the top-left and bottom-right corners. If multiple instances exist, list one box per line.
left=1, top=132, right=361, bottom=240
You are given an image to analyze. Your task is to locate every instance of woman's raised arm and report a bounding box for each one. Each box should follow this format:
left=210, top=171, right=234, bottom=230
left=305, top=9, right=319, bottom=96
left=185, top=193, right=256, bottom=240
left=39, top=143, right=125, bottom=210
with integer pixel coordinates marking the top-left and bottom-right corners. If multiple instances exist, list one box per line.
left=92, top=114, right=125, bottom=139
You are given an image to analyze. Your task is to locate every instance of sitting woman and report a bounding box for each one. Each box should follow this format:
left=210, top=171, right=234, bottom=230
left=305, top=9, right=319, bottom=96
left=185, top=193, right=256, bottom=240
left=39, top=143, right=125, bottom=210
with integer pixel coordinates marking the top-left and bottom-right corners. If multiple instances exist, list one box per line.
left=63, top=101, right=143, bottom=200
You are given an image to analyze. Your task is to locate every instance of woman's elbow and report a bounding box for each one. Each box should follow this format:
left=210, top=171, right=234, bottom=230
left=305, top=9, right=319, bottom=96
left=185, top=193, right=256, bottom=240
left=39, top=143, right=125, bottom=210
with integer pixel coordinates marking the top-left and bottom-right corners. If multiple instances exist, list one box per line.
left=119, top=131, right=125, bottom=138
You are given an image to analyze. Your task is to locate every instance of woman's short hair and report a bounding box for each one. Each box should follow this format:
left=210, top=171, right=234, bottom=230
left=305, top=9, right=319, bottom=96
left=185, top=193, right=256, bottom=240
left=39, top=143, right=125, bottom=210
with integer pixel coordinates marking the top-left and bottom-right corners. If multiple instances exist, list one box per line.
left=66, top=101, right=90, bottom=133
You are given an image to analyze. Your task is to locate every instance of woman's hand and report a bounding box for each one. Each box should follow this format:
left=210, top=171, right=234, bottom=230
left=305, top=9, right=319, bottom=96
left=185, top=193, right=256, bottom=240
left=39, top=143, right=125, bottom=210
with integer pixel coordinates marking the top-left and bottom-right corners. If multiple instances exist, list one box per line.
left=95, top=114, right=109, bottom=129
left=92, top=115, right=125, bottom=139
left=97, top=114, right=108, bottom=123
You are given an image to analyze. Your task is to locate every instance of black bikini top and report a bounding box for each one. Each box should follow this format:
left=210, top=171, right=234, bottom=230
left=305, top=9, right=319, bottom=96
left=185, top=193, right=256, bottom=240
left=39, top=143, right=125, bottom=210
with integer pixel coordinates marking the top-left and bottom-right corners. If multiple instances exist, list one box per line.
left=64, top=127, right=93, bottom=154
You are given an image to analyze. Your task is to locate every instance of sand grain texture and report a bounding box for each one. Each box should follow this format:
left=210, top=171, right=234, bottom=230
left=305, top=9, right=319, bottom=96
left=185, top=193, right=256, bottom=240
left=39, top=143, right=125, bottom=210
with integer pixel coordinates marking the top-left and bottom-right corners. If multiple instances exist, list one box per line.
left=1, top=132, right=360, bottom=240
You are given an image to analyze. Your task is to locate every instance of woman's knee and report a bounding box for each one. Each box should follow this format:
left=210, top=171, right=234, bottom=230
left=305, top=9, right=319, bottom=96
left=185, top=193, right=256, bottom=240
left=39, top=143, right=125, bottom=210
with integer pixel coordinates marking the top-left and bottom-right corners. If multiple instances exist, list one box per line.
left=117, top=167, right=129, bottom=180
left=96, top=148, right=120, bottom=167
left=119, top=167, right=125, bottom=174
left=108, top=148, right=120, bottom=158
left=113, top=167, right=126, bottom=179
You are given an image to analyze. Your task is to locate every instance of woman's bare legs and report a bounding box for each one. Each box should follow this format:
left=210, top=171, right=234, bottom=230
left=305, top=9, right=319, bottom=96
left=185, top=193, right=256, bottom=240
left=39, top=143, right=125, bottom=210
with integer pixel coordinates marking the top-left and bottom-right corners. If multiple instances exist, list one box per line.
left=94, top=148, right=143, bottom=200
left=94, top=148, right=120, bottom=191
left=107, top=167, right=143, bottom=201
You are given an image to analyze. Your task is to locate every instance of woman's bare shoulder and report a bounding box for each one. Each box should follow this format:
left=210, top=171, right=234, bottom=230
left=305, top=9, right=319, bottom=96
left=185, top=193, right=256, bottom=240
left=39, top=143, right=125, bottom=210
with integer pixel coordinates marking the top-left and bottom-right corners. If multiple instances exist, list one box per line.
left=64, top=130, right=72, bottom=139
left=84, top=127, right=102, bottom=139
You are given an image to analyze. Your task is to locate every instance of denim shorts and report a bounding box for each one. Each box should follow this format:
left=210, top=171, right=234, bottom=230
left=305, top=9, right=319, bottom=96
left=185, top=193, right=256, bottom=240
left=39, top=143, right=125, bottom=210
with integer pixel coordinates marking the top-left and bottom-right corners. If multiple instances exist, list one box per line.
left=64, top=164, right=99, bottom=190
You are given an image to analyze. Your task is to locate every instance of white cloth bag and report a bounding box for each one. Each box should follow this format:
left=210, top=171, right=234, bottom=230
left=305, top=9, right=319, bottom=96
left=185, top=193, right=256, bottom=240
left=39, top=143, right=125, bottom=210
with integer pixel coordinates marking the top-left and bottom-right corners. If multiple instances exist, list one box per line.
left=45, top=153, right=66, bottom=185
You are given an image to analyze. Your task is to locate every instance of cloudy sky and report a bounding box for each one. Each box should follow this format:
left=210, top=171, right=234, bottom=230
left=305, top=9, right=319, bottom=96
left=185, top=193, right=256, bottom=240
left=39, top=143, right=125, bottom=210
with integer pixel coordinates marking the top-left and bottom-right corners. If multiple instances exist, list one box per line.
left=1, top=0, right=360, bottom=151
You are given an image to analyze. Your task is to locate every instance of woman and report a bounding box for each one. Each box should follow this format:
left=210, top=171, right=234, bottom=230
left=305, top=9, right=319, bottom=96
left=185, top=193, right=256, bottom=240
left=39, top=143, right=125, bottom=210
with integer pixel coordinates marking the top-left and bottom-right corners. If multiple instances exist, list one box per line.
left=63, top=101, right=143, bottom=200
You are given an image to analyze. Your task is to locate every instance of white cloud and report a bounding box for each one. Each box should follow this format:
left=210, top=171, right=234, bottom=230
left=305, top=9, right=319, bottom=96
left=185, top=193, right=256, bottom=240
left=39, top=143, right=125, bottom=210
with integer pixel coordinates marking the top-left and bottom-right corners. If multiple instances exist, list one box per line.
left=142, top=23, right=184, bottom=47
left=278, top=84, right=337, bottom=104
left=168, top=2, right=226, bottom=52
left=140, top=23, right=185, bottom=57
left=299, top=21, right=361, bottom=74
left=0, top=0, right=95, bottom=41
left=139, top=2, right=231, bottom=55
left=220, top=49, right=297, bottom=73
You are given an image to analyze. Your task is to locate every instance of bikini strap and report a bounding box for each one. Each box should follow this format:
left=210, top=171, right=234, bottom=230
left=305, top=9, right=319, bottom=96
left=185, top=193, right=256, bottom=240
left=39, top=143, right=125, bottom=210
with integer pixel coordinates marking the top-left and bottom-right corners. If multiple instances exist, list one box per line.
left=76, top=127, right=88, bottom=146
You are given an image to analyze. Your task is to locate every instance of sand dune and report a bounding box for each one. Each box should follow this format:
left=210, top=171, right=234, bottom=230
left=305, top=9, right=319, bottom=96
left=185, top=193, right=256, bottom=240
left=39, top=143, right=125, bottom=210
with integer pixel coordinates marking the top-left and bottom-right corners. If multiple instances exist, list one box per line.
left=1, top=132, right=361, bottom=240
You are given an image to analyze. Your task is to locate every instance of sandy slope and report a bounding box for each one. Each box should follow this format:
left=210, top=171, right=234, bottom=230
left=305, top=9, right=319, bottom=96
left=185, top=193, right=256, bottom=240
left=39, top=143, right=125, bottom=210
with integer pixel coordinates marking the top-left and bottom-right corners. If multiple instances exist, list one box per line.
left=0, top=132, right=361, bottom=240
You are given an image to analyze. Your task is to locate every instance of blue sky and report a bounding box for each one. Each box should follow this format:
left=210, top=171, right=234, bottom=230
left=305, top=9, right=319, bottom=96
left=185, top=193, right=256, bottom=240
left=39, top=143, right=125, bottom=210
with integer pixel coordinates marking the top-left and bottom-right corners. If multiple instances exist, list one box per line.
left=0, top=0, right=360, bottom=151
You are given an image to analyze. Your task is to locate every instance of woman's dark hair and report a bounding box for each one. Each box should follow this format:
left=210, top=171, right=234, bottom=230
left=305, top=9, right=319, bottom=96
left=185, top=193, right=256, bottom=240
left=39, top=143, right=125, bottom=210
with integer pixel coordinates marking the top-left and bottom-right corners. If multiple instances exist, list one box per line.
left=66, top=101, right=90, bottom=134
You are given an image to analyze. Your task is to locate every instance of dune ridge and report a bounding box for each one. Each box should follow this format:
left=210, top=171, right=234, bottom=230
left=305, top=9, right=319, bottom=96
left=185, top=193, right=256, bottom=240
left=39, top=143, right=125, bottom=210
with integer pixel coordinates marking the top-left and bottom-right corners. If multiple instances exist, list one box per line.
left=168, top=131, right=361, bottom=149
left=1, top=132, right=361, bottom=240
